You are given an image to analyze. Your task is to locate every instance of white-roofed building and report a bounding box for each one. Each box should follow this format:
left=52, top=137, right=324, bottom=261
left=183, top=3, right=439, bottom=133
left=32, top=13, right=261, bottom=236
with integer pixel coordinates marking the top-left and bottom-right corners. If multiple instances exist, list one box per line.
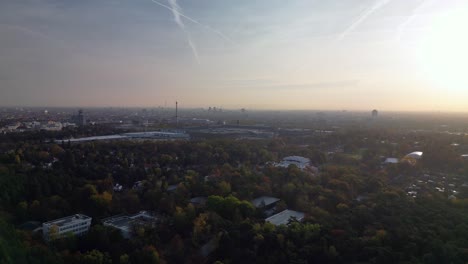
left=384, top=158, right=399, bottom=164
left=275, top=156, right=312, bottom=170
left=265, top=209, right=305, bottom=226
left=42, top=214, right=92, bottom=241
left=56, top=131, right=189, bottom=144
left=405, top=151, right=423, bottom=159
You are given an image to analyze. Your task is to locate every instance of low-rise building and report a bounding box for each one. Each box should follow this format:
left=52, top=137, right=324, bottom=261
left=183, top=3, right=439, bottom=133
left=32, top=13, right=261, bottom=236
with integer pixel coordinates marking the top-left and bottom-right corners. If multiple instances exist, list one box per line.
left=251, top=196, right=280, bottom=209
left=42, top=214, right=92, bottom=241
left=275, top=156, right=311, bottom=170
left=384, top=157, right=399, bottom=164
left=167, top=184, right=178, bottom=192
left=273, top=156, right=319, bottom=174
left=252, top=196, right=281, bottom=217
left=190, top=197, right=207, bottom=207
left=102, top=211, right=159, bottom=239
left=405, top=151, right=423, bottom=159
left=265, top=209, right=305, bottom=226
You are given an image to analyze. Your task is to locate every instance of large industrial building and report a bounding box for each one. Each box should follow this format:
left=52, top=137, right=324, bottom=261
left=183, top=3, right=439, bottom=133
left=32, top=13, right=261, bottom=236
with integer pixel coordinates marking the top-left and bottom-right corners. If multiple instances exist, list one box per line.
left=57, top=130, right=190, bottom=143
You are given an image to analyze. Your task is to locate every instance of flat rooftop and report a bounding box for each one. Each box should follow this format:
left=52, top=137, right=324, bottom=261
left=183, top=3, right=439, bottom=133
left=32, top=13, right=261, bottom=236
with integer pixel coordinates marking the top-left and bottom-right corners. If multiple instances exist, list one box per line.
left=384, top=158, right=399, bottom=164
left=103, top=211, right=157, bottom=231
left=43, top=214, right=91, bottom=227
left=265, top=209, right=304, bottom=226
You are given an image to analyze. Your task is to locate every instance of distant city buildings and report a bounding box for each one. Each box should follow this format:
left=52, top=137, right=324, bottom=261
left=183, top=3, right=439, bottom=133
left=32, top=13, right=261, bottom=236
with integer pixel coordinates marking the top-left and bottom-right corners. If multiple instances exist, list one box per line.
left=372, top=109, right=378, bottom=118
left=1, top=121, right=75, bottom=133
left=42, top=214, right=92, bottom=241
left=190, top=126, right=275, bottom=139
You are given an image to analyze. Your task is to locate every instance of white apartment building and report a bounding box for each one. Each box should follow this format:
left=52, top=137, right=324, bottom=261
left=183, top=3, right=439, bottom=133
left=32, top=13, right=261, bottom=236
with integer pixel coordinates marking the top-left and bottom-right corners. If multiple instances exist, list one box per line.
left=42, top=214, right=92, bottom=241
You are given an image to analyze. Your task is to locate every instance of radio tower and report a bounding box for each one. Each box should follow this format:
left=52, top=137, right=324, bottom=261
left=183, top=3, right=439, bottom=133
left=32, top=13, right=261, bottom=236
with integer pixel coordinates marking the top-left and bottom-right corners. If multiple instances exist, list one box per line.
left=175, top=101, right=178, bottom=128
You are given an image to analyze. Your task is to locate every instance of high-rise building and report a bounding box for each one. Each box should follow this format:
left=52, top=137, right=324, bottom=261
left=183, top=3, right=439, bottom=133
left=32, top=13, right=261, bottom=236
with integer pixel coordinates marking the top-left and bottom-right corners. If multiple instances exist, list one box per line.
left=372, top=109, right=378, bottom=118
left=71, top=109, right=86, bottom=126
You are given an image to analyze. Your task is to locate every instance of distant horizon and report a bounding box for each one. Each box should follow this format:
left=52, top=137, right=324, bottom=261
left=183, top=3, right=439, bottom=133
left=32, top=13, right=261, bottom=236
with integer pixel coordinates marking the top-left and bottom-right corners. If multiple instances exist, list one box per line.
left=1, top=1, right=468, bottom=111
left=3, top=104, right=468, bottom=114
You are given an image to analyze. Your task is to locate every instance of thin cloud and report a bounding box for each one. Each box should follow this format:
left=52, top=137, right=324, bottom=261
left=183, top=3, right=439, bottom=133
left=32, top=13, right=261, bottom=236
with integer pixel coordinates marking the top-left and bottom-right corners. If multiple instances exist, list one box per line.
left=338, top=0, right=392, bottom=40
left=229, top=80, right=360, bottom=90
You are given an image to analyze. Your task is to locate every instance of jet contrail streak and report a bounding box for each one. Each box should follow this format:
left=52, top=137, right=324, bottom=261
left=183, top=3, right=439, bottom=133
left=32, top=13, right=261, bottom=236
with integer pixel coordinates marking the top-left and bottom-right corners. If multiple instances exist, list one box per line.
left=339, top=0, right=392, bottom=41
left=150, top=0, right=233, bottom=43
left=186, top=37, right=200, bottom=64
left=396, top=0, right=435, bottom=42
left=168, top=0, right=184, bottom=28
left=165, top=0, right=200, bottom=64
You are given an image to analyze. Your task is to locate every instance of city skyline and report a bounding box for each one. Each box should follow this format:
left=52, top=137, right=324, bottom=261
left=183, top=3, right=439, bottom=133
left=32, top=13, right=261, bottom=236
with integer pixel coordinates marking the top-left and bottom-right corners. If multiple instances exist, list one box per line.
left=1, top=0, right=468, bottom=111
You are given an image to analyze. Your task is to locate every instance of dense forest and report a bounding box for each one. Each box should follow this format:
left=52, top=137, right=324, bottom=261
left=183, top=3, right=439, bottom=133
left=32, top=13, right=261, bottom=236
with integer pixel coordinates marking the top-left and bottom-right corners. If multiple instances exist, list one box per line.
left=1, top=128, right=468, bottom=263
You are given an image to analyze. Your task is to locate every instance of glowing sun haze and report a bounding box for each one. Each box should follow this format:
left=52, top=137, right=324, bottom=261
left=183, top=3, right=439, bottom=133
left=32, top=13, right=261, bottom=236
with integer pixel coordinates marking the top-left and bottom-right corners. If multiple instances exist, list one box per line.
left=1, top=0, right=467, bottom=111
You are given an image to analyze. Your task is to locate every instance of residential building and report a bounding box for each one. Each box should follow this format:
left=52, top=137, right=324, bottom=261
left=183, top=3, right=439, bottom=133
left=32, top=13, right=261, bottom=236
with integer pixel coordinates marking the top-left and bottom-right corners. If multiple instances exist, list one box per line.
left=252, top=196, right=281, bottom=217
left=190, top=197, right=207, bottom=207
left=384, top=157, right=399, bottom=164
left=251, top=196, right=280, bottom=209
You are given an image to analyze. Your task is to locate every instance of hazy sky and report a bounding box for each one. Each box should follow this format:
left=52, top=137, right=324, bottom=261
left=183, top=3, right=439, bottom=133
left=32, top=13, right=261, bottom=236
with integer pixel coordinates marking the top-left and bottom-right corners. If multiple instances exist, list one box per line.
left=1, top=0, right=468, bottom=111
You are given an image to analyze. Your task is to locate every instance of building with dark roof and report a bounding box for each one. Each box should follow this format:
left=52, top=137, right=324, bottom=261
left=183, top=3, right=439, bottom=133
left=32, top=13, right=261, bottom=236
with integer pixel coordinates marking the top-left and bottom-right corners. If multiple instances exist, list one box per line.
left=251, top=196, right=280, bottom=209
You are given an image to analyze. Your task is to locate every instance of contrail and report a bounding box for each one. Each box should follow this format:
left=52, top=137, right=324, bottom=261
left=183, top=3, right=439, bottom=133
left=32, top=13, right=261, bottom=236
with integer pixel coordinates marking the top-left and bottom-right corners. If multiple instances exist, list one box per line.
left=186, top=38, right=200, bottom=63
left=150, top=0, right=233, bottom=43
left=396, top=0, right=435, bottom=42
left=165, top=0, right=200, bottom=64
left=168, top=0, right=183, bottom=26
left=338, top=0, right=392, bottom=40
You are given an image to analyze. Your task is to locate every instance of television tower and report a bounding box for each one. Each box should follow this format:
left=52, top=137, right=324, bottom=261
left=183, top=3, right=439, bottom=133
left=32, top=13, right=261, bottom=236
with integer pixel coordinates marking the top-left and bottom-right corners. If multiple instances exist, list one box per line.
left=175, top=101, right=178, bottom=128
